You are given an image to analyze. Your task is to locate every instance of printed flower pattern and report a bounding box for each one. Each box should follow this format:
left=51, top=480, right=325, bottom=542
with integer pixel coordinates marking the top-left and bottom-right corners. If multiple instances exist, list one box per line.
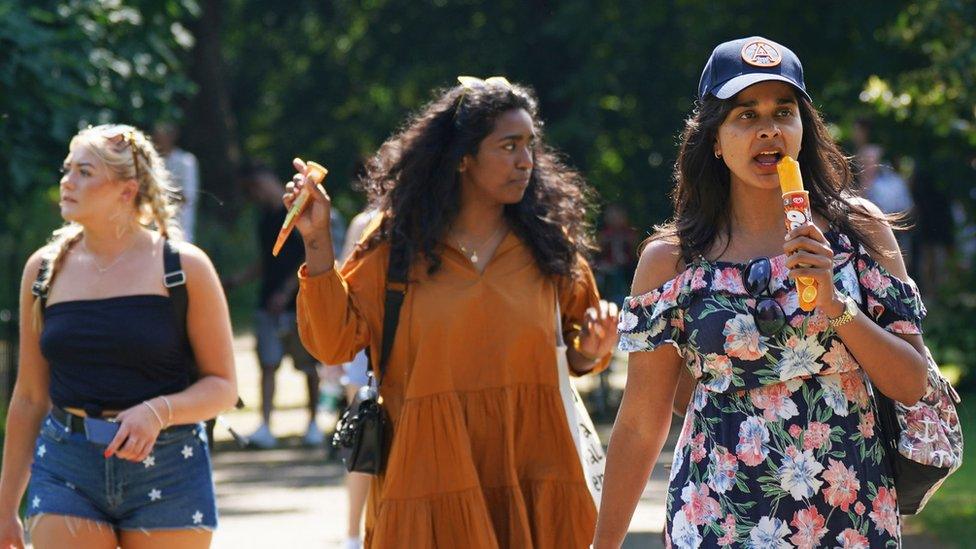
left=618, top=231, right=924, bottom=547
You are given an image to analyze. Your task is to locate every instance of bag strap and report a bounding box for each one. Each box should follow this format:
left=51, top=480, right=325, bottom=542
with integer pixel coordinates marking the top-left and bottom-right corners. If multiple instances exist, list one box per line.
left=555, top=300, right=566, bottom=347
left=163, top=239, right=189, bottom=344
left=374, top=242, right=408, bottom=385
left=163, top=238, right=245, bottom=409
left=553, top=283, right=568, bottom=347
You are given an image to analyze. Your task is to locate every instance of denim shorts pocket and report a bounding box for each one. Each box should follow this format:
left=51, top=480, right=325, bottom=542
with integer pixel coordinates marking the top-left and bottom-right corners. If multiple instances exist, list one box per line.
left=39, top=414, right=67, bottom=444
left=153, top=424, right=203, bottom=446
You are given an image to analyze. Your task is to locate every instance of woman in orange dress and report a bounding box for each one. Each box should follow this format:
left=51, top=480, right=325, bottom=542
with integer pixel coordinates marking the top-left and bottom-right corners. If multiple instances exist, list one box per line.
left=285, top=77, right=619, bottom=548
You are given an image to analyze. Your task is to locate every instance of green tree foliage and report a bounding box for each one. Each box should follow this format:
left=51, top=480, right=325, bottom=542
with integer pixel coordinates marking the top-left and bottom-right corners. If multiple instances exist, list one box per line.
left=221, top=0, right=914, bottom=225
left=213, top=0, right=976, bottom=373
left=854, top=0, right=976, bottom=213
left=0, top=0, right=197, bottom=311
left=855, top=0, right=976, bottom=375
left=861, top=0, right=975, bottom=145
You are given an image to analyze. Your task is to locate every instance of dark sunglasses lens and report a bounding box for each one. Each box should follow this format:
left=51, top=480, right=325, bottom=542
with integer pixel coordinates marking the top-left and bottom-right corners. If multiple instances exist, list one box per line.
left=755, top=298, right=786, bottom=336
left=743, top=258, right=772, bottom=297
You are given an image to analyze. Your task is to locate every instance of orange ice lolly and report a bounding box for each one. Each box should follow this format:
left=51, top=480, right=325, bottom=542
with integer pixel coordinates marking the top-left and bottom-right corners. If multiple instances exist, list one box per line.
left=272, top=161, right=329, bottom=256
left=776, top=156, right=818, bottom=312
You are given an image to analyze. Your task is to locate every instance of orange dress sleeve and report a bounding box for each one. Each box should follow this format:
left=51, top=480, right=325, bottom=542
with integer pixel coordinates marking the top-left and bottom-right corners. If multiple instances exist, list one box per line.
left=557, top=257, right=613, bottom=375
left=295, top=237, right=389, bottom=365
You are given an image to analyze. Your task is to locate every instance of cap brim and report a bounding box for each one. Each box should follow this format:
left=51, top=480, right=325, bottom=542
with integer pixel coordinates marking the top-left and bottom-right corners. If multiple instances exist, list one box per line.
left=713, top=73, right=811, bottom=101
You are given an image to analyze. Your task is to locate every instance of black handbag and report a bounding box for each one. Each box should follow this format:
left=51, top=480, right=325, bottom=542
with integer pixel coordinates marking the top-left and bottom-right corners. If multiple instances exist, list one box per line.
left=331, top=244, right=407, bottom=474
left=332, top=385, right=390, bottom=474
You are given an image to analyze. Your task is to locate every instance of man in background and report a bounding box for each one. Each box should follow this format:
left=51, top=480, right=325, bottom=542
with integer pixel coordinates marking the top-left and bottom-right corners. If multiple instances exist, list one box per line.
left=153, top=122, right=200, bottom=242
left=227, top=161, right=345, bottom=448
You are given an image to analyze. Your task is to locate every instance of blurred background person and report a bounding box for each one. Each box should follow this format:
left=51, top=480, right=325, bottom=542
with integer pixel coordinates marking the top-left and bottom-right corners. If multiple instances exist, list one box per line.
left=595, top=203, right=639, bottom=307
left=910, top=161, right=956, bottom=297
left=226, top=160, right=345, bottom=449
left=590, top=202, right=638, bottom=419
left=857, top=144, right=914, bottom=218
left=153, top=122, right=200, bottom=244
left=856, top=143, right=915, bottom=270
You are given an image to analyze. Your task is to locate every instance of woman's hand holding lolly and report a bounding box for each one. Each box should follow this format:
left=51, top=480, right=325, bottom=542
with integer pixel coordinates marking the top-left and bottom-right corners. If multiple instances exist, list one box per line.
left=283, top=158, right=335, bottom=275
left=782, top=222, right=840, bottom=314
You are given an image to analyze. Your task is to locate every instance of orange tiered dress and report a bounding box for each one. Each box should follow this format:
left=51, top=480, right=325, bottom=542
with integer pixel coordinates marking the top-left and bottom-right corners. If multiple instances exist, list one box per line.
left=296, top=229, right=609, bottom=548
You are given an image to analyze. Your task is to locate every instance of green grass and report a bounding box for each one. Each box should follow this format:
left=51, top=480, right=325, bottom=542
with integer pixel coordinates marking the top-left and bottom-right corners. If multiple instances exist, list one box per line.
left=915, top=393, right=976, bottom=547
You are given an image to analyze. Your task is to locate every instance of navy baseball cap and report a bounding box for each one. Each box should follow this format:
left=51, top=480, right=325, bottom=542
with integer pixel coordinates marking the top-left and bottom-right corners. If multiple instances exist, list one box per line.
left=698, top=36, right=810, bottom=101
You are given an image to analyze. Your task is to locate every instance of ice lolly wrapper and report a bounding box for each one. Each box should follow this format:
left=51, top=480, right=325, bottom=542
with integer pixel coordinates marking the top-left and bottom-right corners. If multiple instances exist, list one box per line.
left=272, top=161, right=328, bottom=257
left=776, top=156, right=817, bottom=312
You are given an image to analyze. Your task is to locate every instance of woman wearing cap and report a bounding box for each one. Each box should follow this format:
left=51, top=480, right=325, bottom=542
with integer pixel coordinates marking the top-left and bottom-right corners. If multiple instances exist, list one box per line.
left=594, top=37, right=930, bottom=548
left=287, top=78, right=618, bottom=547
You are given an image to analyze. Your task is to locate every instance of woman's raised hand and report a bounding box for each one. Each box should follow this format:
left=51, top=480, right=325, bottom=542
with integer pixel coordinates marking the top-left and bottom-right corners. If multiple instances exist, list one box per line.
left=284, top=157, right=333, bottom=241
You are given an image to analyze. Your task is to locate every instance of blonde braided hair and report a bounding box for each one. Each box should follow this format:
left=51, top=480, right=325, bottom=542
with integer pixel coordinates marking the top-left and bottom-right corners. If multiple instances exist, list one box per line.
left=31, top=124, right=185, bottom=331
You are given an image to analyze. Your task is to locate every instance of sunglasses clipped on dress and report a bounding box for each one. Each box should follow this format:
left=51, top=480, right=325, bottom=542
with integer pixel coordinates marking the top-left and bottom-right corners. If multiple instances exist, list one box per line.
left=742, top=257, right=787, bottom=337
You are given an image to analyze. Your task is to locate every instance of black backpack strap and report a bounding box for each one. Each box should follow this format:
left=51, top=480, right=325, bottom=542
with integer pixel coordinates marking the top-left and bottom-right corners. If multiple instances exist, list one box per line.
left=163, top=238, right=244, bottom=409
left=163, top=239, right=189, bottom=344
left=374, top=242, right=408, bottom=385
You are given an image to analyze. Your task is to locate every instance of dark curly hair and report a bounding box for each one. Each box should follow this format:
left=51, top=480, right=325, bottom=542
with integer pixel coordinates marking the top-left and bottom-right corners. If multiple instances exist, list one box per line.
left=360, top=80, right=596, bottom=278
left=653, top=93, right=888, bottom=264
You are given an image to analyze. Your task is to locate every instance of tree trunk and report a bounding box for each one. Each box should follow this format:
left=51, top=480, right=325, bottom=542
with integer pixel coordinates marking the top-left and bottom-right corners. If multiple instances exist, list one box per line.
left=183, top=0, right=240, bottom=222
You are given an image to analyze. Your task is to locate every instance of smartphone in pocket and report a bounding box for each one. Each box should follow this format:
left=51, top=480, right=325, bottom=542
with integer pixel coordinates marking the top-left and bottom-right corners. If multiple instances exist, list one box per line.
left=83, top=417, right=121, bottom=446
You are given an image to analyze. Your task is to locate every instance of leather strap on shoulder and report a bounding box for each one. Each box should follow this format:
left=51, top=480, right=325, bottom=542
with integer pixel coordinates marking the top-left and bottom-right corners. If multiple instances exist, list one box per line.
left=375, top=243, right=408, bottom=385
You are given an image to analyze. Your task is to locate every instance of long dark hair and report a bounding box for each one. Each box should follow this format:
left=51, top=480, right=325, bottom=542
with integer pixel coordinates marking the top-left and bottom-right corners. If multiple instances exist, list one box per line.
left=360, top=81, right=595, bottom=278
left=652, top=93, right=887, bottom=265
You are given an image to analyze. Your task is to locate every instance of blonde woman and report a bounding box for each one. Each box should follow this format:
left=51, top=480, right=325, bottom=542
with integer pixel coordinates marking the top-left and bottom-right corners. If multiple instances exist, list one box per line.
left=0, top=124, right=237, bottom=548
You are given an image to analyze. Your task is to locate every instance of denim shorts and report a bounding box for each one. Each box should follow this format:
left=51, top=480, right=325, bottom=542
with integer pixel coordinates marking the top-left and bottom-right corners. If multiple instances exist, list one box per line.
left=254, top=310, right=317, bottom=371
left=25, top=413, right=218, bottom=531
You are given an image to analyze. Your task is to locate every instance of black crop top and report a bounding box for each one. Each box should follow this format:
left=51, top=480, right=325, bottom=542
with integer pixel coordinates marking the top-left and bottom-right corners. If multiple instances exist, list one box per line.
left=40, top=294, right=194, bottom=414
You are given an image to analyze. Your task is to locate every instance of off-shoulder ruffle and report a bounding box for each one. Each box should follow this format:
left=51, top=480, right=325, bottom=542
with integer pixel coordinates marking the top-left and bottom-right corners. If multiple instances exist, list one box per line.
left=617, top=264, right=701, bottom=355
left=853, top=243, right=926, bottom=334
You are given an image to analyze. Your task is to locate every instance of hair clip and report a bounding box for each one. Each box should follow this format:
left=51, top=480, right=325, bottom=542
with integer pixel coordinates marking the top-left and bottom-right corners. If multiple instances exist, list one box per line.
left=453, top=75, right=513, bottom=123
left=457, top=75, right=512, bottom=90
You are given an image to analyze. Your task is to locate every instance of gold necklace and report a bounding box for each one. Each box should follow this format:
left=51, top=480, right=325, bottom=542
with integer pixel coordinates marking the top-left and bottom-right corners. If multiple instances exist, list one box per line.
left=82, top=236, right=139, bottom=274
left=453, top=225, right=505, bottom=264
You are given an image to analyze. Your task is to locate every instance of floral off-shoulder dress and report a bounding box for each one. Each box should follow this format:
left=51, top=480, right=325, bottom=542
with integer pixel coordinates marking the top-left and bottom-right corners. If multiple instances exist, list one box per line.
left=617, top=231, right=926, bottom=549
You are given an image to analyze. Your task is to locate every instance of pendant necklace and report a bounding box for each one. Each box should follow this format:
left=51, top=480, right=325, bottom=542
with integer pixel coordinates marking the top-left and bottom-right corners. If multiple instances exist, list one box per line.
left=453, top=225, right=505, bottom=264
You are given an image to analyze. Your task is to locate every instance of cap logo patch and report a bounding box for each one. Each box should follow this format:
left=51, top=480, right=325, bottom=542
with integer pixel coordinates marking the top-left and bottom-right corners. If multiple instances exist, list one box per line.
left=741, top=40, right=781, bottom=67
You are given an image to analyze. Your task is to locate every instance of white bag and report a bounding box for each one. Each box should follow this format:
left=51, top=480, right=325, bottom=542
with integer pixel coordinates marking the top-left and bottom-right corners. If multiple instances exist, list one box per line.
left=555, top=302, right=606, bottom=509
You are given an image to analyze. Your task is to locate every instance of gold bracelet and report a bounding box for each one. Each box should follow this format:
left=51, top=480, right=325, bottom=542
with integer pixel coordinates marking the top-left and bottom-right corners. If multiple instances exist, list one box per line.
left=572, top=334, right=602, bottom=362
